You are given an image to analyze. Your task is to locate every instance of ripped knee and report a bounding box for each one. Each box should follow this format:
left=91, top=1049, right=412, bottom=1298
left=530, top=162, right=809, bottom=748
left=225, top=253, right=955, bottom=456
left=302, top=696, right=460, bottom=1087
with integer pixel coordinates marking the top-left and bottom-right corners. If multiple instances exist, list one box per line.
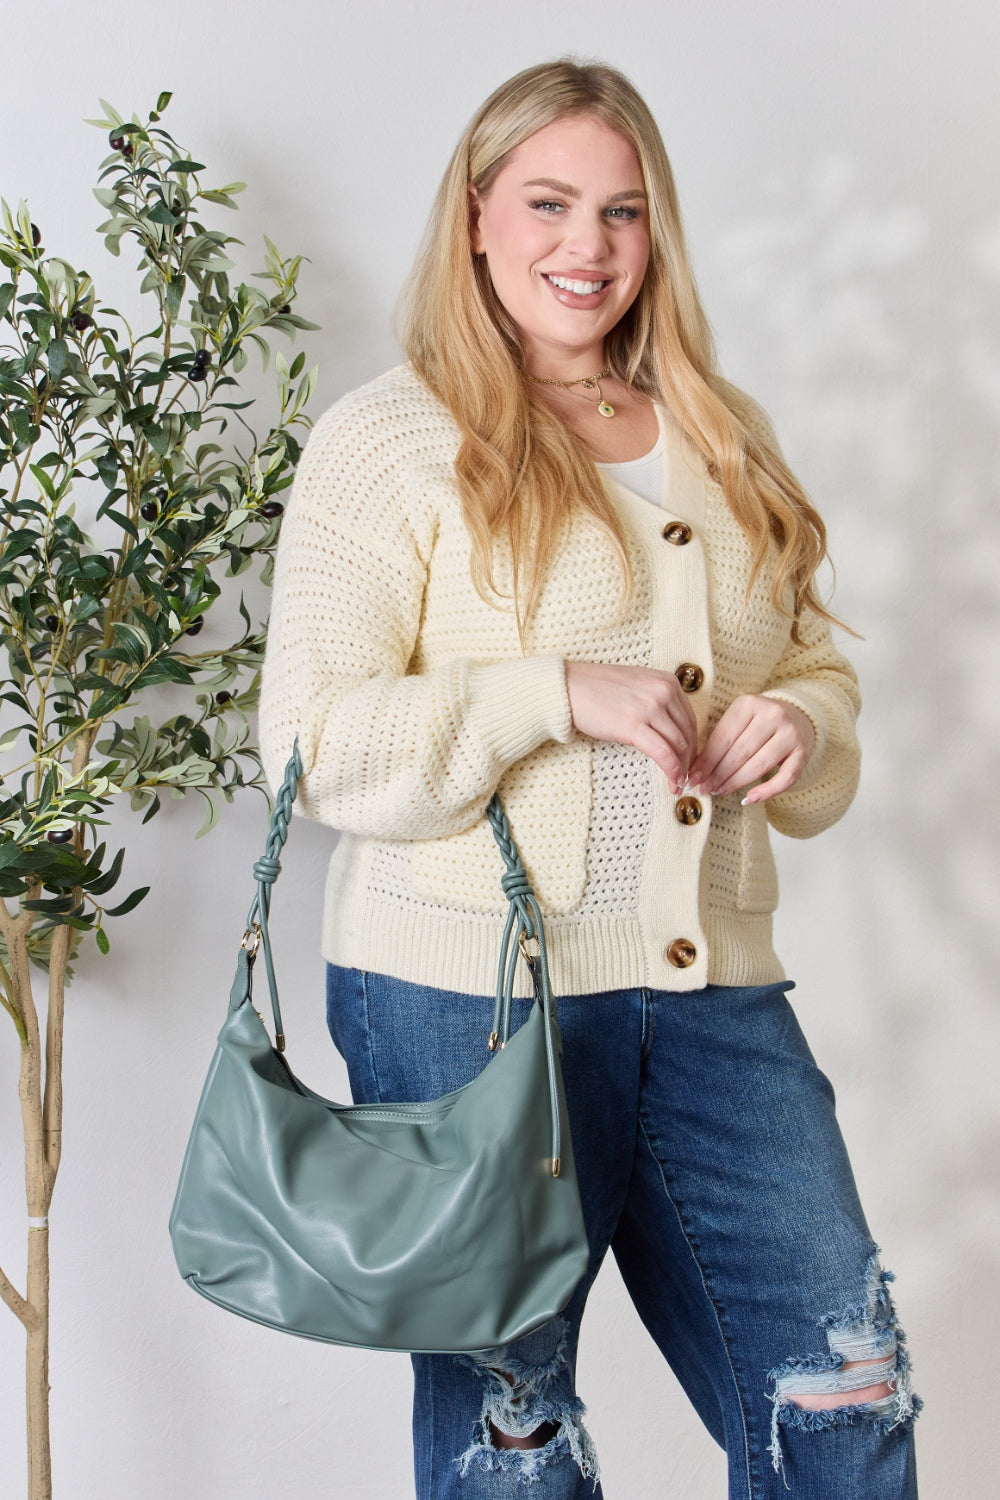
left=456, top=1319, right=599, bottom=1484
left=485, top=1369, right=559, bottom=1451
left=767, top=1253, right=922, bottom=1476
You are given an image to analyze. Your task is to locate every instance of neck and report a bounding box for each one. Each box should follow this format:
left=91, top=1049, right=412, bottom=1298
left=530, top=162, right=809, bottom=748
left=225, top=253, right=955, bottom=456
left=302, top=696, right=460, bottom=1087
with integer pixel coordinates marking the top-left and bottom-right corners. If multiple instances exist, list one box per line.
left=522, top=345, right=608, bottom=385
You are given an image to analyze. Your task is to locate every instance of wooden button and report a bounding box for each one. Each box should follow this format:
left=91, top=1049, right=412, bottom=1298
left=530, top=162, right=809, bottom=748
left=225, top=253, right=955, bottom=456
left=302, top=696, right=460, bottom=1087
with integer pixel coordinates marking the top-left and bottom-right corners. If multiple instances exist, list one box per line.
left=674, top=663, right=704, bottom=693
left=661, top=521, right=692, bottom=546
left=666, top=938, right=697, bottom=968
left=674, top=796, right=703, bottom=825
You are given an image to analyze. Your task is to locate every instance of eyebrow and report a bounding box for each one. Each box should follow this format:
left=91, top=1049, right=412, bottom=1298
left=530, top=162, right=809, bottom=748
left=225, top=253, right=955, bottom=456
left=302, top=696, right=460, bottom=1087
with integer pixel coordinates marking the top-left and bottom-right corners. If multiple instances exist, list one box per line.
left=522, top=177, right=647, bottom=203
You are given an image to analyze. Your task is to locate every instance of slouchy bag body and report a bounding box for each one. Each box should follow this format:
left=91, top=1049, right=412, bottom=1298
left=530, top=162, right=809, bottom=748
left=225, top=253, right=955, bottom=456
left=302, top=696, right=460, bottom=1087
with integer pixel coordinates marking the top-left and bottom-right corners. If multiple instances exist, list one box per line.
left=169, top=744, right=589, bottom=1354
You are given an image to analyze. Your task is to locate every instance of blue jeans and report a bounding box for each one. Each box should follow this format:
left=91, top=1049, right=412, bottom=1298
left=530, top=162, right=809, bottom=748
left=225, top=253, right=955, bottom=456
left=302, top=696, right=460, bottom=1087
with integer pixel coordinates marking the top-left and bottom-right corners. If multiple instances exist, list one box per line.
left=326, top=969, right=920, bottom=1498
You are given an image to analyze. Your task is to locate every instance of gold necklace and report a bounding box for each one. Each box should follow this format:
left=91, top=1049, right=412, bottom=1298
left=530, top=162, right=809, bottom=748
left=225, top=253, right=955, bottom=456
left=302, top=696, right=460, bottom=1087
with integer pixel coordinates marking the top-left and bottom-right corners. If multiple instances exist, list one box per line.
left=526, top=365, right=616, bottom=419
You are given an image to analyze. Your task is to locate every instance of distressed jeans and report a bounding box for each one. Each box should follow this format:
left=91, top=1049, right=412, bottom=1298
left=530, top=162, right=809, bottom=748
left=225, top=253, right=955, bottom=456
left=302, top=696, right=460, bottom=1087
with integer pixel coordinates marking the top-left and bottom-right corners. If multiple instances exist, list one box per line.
left=326, top=969, right=920, bottom=1498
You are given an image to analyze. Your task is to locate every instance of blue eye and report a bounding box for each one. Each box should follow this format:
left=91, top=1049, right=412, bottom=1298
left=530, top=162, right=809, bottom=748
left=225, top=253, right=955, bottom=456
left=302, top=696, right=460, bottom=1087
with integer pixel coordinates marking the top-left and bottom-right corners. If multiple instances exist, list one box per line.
left=529, top=199, right=564, bottom=214
left=606, top=205, right=640, bottom=222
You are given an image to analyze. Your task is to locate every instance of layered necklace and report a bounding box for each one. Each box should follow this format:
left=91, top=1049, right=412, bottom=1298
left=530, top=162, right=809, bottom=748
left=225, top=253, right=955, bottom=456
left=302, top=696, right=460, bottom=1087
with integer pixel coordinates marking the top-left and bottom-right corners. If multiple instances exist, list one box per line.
left=526, top=365, right=615, bottom=419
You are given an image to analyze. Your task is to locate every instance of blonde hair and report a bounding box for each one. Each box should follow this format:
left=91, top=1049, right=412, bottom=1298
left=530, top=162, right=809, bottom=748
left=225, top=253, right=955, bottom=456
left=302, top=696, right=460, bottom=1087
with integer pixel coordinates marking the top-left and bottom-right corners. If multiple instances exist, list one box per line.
left=401, top=59, right=839, bottom=642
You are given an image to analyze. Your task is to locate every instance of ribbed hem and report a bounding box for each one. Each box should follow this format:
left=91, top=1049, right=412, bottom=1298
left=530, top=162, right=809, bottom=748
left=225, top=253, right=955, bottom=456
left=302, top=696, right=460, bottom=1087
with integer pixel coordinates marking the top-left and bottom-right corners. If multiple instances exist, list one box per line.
left=322, top=894, right=784, bottom=999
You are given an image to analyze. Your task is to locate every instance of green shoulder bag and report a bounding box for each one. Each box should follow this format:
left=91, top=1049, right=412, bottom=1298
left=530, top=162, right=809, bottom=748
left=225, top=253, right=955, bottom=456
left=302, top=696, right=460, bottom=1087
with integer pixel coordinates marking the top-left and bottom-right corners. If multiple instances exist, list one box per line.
left=169, top=744, right=589, bottom=1353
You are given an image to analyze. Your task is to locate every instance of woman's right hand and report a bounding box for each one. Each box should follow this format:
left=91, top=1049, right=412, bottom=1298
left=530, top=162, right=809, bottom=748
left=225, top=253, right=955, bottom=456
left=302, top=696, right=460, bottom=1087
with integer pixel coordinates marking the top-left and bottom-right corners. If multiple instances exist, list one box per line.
left=564, top=661, right=698, bottom=795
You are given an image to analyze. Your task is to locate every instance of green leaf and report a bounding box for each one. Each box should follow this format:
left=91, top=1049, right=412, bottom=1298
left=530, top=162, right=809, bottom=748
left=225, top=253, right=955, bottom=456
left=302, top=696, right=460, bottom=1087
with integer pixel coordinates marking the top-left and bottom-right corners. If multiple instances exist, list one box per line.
left=0, top=529, right=43, bottom=565
left=0, top=839, right=24, bottom=873
left=195, top=789, right=220, bottom=838
left=22, top=896, right=80, bottom=916
left=104, top=886, right=149, bottom=918
left=29, top=462, right=58, bottom=502
left=167, top=159, right=205, bottom=174
left=142, top=422, right=170, bottom=456
left=138, top=658, right=195, bottom=686
left=164, top=273, right=186, bottom=322
left=46, top=336, right=69, bottom=381
left=146, top=201, right=179, bottom=227
left=88, top=684, right=129, bottom=719
left=156, top=90, right=173, bottom=113
left=95, top=927, right=111, bottom=955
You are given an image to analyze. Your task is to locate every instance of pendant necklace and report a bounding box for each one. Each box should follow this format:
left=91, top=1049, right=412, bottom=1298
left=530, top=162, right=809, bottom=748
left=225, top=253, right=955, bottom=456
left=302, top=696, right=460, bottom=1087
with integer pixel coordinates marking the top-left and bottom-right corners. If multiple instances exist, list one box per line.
left=526, top=365, right=616, bottom=419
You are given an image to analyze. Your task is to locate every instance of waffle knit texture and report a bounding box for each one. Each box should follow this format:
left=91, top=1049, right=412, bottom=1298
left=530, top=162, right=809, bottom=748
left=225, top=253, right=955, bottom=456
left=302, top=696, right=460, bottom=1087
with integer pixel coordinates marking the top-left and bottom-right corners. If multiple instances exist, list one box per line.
left=259, top=364, right=860, bottom=997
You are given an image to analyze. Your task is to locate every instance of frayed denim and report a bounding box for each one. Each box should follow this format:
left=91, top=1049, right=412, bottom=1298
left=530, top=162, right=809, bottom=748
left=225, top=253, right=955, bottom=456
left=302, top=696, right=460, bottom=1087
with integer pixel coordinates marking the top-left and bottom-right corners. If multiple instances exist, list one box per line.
left=327, top=970, right=919, bottom=1499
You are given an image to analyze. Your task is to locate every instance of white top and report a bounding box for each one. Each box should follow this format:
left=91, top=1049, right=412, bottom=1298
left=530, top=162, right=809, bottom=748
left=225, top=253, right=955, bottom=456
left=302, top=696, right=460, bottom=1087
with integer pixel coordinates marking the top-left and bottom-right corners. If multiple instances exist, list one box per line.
left=596, top=437, right=664, bottom=508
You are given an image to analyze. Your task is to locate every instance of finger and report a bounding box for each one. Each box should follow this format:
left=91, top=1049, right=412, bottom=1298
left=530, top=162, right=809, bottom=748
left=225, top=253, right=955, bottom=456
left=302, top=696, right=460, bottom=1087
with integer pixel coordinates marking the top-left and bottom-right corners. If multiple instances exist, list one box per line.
left=694, top=720, right=777, bottom=792
left=634, top=691, right=697, bottom=775
left=709, top=738, right=785, bottom=797
left=655, top=701, right=698, bottom=769
left=631, top=722, right=689, bottom=791
left=740, top=753, right=807, bottom=804
left=650, top=683, right=698, bottom=751
left=704, top=722, right=789, bottom=790
left=689, top=702, right=757, bottom=786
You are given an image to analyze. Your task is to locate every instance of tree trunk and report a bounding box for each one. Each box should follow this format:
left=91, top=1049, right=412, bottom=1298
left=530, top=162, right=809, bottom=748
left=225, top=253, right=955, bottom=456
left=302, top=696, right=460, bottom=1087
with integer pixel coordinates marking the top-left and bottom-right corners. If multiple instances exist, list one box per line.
left=1, top=734, right=84, bottom=1497
left=26, top=1227, right=52, bottom=1500
left=1, top=896, right=63, bottom=1499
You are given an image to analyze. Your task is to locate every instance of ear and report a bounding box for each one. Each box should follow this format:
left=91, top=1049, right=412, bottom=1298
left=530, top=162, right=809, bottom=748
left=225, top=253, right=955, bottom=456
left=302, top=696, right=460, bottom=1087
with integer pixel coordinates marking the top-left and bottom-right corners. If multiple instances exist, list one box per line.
left=468, top=185, right=485, bottom=254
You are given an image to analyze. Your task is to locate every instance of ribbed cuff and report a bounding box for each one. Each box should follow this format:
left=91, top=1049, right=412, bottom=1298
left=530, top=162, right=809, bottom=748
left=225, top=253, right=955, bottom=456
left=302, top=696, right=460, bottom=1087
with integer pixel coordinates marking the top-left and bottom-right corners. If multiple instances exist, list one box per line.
left=468, top=654, right=573, bottom=766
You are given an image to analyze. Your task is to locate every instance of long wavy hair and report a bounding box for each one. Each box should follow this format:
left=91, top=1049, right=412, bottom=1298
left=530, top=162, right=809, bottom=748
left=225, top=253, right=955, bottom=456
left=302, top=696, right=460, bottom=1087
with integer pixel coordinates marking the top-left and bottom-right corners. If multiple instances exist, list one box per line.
left=401, top=59, right=839, bottom=642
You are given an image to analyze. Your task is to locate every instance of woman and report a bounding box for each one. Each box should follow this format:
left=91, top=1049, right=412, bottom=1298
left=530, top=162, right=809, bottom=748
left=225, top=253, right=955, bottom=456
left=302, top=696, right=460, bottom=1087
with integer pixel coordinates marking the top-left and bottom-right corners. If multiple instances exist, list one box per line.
left=260, top=59, right=919, bottom=1500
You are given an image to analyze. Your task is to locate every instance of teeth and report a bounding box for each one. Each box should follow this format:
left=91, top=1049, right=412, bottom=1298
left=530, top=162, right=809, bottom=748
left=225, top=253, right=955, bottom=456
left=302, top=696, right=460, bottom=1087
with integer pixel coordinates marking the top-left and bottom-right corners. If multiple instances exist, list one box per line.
left=547, top=275, right=606, bottom=295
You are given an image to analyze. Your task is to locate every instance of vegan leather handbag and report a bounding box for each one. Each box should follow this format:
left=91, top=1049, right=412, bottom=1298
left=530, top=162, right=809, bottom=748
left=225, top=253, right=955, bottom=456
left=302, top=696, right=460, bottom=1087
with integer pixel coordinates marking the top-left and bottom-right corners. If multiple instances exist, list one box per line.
left=169, top=743, right=589, bottom=1353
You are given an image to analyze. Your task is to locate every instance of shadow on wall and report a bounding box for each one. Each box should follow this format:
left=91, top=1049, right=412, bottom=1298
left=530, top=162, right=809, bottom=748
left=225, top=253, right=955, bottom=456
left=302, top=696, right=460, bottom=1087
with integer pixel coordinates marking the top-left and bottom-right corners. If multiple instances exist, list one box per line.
left=711, top=150, right=1000, bottom=1000
left=708, top=152, right=1000, bottom=1423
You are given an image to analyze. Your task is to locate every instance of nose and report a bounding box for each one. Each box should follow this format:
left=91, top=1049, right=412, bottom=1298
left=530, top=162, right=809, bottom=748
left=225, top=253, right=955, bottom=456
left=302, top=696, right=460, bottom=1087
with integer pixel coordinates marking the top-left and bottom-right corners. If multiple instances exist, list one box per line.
left=561, top=209, right=612, bottom=265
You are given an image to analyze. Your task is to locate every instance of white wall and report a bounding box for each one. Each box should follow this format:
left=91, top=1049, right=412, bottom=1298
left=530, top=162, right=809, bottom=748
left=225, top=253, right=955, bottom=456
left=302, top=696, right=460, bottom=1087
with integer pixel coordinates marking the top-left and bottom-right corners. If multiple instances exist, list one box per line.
left=2, top=1, right=998, bottom=1494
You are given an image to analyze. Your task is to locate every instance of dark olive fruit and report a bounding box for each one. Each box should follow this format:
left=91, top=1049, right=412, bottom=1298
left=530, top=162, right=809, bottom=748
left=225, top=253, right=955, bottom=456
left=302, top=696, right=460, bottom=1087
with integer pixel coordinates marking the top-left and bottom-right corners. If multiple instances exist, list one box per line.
left=189, top=349, right=211, bottom=382
left=47, top=829, right=74, bottom=844
left=122, top=143, right=134, bottom=158
left=260, top=501, right=284, bottom=520
left=215, top=690, right=233, bottom=705
left=184, top=617, right=205, bottom=636
left=44, top=615, right=60, bottom=631
left=110, top=135, right=125, bottom=150
left=31, top=223, right=41, bottom=246
left=279, top=304, right=291, bottom=314
left=140, top=501, right=158, bottom=522
left=156, top=487, right=167, bottom=501
left=71, top=311, right=93, bottom=332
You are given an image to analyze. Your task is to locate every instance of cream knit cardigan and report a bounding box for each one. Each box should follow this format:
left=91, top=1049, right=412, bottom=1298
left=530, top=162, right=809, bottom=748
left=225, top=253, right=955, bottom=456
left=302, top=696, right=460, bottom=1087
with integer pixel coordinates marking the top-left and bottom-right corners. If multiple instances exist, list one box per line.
left=259, top=364, right=860, bottom=998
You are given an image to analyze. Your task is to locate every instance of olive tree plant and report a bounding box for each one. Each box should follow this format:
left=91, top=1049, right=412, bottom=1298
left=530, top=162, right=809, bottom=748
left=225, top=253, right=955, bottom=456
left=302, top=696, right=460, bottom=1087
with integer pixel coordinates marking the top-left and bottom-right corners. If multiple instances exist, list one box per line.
left=0, top=93, right=316, bottom=1498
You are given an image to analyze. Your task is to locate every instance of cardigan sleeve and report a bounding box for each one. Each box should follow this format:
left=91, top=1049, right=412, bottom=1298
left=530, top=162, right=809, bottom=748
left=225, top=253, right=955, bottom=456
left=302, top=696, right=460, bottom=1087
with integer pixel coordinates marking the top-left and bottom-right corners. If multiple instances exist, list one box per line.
left=759, top=606, right=861, bottom=839
left=716, top=377, right=861, bottom=837
left=258, top=390, right=573, bottom=840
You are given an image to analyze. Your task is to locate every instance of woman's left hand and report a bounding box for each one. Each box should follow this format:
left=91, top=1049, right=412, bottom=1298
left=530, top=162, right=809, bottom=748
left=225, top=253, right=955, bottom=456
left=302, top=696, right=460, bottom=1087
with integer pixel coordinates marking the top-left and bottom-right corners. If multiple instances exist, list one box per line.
left=687, top=697, right=816, bottom=805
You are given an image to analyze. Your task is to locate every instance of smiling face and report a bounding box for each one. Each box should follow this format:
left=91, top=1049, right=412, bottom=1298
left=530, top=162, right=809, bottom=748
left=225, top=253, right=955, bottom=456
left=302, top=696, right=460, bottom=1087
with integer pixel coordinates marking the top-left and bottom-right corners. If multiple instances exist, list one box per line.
left=469, top=114, right=651, bottom=378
